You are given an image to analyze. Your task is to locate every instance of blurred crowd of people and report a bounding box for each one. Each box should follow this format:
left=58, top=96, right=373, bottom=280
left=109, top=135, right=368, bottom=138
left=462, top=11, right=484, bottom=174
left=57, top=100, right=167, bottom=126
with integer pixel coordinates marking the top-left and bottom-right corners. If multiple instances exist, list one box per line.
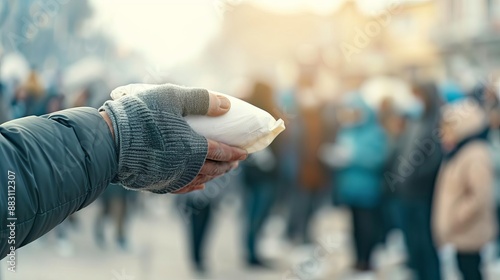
left=174, top=71, right=500, bottom=280
left=0, top=68, right=96, bottom=122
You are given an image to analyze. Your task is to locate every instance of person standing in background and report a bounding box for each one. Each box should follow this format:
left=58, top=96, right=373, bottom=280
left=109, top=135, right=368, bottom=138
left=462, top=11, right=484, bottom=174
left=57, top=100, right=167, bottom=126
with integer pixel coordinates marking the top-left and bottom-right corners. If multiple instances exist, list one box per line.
left=241, top=81, right=282, bottom=267
left=22, top=68, right=45, bottom=116
left=378, top=97, right=407, bottom=245
left=176, top=81, right=283, bottom=273
left=486, top=85, right=500, bottom=258
left=95, top=183, right=137, bottom=251
left=38, top=76, right=65, bottom=115
left=433, top=100, right=496, bottom=280
left=73, top=87, right=93, bottom=108
left=387, top=82, right=443, bottom=280
left=11, top=85, right=28, bottom=119
left=10, top=69, right=45, bottom=119
left=321, top=92, right=388, bottom=273
left=177, top=181, right=217, bottom=274
left=176, top=174, right=241, bottom=275
left=286, top=73, right=328, bottom=245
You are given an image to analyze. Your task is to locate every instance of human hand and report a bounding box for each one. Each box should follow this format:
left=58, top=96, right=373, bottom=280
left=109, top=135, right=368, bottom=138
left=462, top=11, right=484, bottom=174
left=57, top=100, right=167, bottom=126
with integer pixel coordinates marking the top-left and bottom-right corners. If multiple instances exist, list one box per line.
left=172, top=92, right=248, bottom=193
left=172, top=139, right=246, bottom=193
left=101, top=83, right=247, bottom=194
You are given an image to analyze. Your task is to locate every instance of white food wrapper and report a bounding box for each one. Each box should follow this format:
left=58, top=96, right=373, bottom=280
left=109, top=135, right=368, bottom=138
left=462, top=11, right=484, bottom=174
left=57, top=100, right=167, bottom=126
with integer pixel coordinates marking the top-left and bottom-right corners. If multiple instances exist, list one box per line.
left=186, top=93, right=285, bottom=153
left=110, top=85, right=285, bottom=153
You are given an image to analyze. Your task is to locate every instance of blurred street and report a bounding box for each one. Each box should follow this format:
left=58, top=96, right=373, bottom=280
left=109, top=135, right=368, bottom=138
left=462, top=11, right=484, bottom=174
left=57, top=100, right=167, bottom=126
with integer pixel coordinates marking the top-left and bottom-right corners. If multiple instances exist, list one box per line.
left=1, top=198, right=359, bottom=280
left=2, top=196, right=302, bottom=280
left=3, top=196, right=500, bottom=280
left=3, top=197, right=287, bottom=280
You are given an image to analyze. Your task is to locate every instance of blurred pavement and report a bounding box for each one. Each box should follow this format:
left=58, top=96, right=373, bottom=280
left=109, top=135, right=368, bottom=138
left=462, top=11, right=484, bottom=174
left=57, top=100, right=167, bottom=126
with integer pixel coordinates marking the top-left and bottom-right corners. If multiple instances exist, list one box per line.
left=3, top=198, right=500, bottom=280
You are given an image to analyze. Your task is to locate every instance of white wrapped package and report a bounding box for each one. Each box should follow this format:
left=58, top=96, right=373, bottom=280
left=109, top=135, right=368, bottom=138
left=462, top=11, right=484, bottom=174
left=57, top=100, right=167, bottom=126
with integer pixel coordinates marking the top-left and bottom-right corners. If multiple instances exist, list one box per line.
left=185, top=93, right=285, bottom=153
left=111, top=85, right=285, bottom=153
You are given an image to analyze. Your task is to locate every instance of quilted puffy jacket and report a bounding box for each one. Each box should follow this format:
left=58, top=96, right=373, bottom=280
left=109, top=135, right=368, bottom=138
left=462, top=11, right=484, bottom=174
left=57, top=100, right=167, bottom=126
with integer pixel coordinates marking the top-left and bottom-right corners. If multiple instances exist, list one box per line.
left=0, top=107, right=117, bottom=258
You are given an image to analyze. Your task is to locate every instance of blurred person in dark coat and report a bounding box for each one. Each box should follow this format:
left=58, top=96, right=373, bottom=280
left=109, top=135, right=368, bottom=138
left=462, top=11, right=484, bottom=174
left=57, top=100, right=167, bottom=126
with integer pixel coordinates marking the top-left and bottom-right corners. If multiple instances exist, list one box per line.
left=43, top=93, right=65, bottom=114
left=321, top=92, right=388, bottom=272
left=22, top=69, right=45, bottom=116
left=10, top=70, right=45, bottom=118
left=176, top=174, right=240, bottom=275
left=433, top=100, right=496, bottom=280
left=286, top=73, right=328, bottom=245
left=241, top=81, right=282, bottom=267
left=379, top=97, right=407, bottom=242
left=11, top=85, right=28, bottom=119
left=73, top=87, right=93, bottom=108
left=385, top=82, right=442, bottom=280
left=95, top=183, right=137, bottom=250
left=176, top=182, right=216, bottom=274
left=175, top=81, right=282, bottom=273
left=37, top=82, right=65, bottom=115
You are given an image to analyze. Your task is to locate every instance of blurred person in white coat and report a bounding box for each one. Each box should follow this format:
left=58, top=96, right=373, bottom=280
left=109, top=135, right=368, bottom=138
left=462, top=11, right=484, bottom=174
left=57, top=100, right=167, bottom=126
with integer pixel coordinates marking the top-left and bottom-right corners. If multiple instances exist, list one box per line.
left=433, top=100, right=497, bottom=280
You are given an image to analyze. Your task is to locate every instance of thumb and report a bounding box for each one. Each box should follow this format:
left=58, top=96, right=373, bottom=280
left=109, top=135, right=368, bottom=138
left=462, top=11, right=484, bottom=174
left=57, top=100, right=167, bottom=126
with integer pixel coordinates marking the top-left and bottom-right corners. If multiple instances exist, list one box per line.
left=207, top=92, right=231, bottom=117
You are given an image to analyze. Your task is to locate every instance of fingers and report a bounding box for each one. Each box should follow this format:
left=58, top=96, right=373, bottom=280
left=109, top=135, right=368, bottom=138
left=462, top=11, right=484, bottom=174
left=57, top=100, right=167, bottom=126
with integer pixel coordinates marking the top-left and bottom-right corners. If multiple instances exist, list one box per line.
left=190, top=174, right=215, bottom=186
left=172, top=158, right=241, bottom=194
left=199, top=160, right=239, bottom=176
left=172, top=184, right=205, bottom=194
left=173, top=174, right=214, bottom=194
left=207, top=139, right=248, bottom=162
left=171, top=159, right=240, bottom=194
left=206, top=92, right=231, bottom=117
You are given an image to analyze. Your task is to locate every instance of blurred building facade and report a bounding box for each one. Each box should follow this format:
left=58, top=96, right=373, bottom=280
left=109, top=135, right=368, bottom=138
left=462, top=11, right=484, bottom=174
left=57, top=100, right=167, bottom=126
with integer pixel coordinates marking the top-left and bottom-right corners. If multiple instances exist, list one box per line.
left=196, top=0, right=442, bottom=96
left=384, top=1, right=440, bottom=79
left=436, top=0, right=500, bottom=74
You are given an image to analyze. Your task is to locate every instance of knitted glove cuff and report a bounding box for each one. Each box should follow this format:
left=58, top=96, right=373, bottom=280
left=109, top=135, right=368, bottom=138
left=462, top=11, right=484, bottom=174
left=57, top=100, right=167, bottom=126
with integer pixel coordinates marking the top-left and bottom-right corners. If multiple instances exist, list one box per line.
left=100, top=86, right=209, bottom=193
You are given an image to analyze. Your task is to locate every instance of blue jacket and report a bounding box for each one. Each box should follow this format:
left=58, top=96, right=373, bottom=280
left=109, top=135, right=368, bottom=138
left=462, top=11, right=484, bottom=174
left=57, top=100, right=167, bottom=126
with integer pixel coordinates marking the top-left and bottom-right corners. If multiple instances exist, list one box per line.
left=335, top=94, right=388, bottom=208
left=0, top=108, right=117, bottom=258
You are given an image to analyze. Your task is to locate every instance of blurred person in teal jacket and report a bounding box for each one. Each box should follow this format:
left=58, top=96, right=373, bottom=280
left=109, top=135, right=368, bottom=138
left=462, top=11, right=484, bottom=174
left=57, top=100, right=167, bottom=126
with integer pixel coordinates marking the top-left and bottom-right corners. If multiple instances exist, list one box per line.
left=321, top=92, right=388, bottom=272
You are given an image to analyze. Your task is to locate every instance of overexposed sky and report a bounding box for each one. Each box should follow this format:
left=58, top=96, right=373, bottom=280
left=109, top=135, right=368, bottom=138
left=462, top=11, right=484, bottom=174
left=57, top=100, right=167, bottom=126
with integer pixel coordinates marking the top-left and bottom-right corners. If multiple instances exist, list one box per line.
left=88, top=0, right=220, bottom=68
left=88, top=0, right=426, bottom=69
left=249, top=0, right=345, bottom=15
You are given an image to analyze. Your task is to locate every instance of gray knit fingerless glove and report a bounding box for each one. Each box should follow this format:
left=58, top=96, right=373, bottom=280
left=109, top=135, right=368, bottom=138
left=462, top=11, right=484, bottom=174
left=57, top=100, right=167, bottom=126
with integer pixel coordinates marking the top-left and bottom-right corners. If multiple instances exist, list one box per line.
left=100, top=83, right=210, bottom=193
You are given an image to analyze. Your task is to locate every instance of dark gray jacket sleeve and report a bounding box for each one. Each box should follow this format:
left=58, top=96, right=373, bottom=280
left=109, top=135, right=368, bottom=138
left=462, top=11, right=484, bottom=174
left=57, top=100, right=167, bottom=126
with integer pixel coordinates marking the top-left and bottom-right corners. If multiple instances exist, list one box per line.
left=0, top=107, right=118, bottom=258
